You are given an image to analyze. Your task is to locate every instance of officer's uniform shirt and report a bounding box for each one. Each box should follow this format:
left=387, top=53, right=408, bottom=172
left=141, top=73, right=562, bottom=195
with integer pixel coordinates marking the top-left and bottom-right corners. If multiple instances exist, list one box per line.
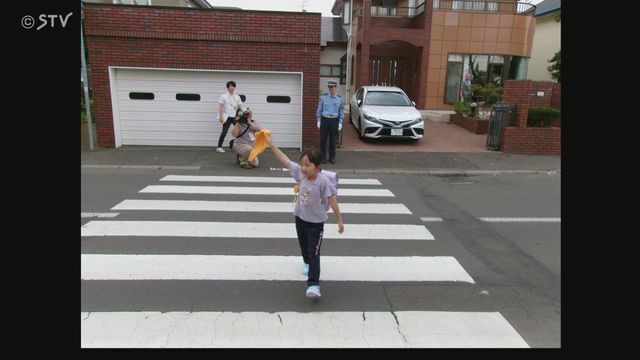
left=316, top=93, right=344, bottom=125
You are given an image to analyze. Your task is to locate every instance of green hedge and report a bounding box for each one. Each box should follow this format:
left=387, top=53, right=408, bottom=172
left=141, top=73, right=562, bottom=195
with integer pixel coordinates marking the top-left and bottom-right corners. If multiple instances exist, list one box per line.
left=470, top=83, right=503, bottom=105
left=527, top=106, right=560, bottom=127
left=453, top=101, right=470, bottom=117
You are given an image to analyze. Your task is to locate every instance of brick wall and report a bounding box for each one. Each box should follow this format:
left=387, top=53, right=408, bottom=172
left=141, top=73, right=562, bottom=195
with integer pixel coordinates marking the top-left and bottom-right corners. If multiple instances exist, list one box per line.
left=502, top=127, right=561, bottom=155
left=501, top=79, right=561, bottom=155
left=450, top=115, right=488, bottom=134
left=84, top=4, right=320, bottom=148
left=551, top=82, right=561, bottom=110
left=502, top=80, right=533, bottom=128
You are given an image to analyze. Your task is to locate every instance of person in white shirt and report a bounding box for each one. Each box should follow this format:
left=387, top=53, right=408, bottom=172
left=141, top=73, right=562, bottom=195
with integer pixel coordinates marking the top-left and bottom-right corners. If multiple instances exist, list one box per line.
left=216, top=80, right=243, bottom=153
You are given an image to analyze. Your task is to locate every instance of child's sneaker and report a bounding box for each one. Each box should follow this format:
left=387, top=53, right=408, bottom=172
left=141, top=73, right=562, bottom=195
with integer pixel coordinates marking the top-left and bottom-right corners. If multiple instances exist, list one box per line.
left=216, top=147, right=225, bottom=153
left=302, top=263, right=309, bottom=276
left=305, top=285, right=321, bottom=299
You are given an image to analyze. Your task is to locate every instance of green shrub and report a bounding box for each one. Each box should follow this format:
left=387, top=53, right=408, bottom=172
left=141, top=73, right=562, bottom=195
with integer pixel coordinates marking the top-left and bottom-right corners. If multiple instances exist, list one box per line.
left=453, top=101, right=471, bottom=117
left=471, top=83, right=503, bottom=105
left=547, top=50, right=560, bottom=82
left=527, top=106, right=560, bottom=127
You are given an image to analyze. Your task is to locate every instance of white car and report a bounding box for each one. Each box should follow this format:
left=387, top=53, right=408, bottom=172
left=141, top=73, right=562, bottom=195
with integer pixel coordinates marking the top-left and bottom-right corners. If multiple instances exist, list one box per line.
left=349, top=86, right=424, bottom=140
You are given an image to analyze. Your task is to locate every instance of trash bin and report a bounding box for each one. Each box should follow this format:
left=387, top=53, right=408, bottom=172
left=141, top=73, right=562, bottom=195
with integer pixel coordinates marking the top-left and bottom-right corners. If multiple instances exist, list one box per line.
left=486, top=102, right=514, bottom=151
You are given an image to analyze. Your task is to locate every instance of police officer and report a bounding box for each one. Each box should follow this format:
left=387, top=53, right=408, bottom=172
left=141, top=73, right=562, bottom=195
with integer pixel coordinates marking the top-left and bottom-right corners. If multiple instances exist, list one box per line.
left=316, top=80, right=344, bottom=164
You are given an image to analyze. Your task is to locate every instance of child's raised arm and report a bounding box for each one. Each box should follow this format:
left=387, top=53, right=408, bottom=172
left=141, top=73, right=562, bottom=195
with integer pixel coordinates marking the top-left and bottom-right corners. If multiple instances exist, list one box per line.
left=267, top=136, right=291, bottom=168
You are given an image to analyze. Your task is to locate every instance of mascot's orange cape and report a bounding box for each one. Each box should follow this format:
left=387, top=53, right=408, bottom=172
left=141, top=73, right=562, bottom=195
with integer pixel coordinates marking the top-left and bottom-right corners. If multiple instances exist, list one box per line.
left=248, top=129, right=272, bottom=162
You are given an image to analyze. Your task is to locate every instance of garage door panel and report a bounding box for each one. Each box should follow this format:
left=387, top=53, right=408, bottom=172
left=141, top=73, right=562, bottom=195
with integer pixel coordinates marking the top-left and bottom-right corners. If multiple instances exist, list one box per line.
left=117, top=103, right=217, bottom=113
left=113, top=68, right=302, bottom=148
left=120, top=121, right=216, bottom=132
left=117, top=112, right=216, bottom=122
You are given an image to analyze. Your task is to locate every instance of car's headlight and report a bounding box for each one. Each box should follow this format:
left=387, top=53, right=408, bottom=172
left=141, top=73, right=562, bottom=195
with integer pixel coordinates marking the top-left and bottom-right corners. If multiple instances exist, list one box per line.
left=363, top=114, right=384, bottom=125
left=408, top=117, right=423, bottom=126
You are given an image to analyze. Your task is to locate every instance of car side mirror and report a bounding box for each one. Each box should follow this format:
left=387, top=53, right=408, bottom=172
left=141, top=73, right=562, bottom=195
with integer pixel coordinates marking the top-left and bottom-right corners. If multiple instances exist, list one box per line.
left=357, top=99, right=362, bottom=107
left=412, top=101, right=416, bottom=106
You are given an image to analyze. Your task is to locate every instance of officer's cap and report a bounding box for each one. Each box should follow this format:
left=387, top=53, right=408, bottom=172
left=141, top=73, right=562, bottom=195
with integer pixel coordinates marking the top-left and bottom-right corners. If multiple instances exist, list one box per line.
left=327, top=80, right=338, bottom=87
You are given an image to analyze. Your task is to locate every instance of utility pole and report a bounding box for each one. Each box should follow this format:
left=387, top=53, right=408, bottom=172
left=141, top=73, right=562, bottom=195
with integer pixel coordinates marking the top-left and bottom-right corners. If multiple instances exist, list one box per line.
left=81, top=3, right=94, bottom=150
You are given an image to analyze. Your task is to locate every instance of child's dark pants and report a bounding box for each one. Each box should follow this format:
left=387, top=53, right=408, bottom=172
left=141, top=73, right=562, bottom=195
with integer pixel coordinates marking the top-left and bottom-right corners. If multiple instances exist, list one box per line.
left=295, top=216, right=324, bottom=287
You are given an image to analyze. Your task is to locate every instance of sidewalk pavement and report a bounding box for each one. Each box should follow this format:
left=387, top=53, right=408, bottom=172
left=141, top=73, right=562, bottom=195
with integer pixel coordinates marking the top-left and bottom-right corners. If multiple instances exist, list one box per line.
left=81, top=146, right=561, bottom=176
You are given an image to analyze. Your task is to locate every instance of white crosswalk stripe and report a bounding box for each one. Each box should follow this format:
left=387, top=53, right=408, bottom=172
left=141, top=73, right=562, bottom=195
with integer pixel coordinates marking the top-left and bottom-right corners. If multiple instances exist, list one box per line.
left=81, top=174, right=528, bottom=348
left=140, top=185, right=395, bottom=197
left=112, top=199, right=412, bottom=214
left=81, top=311, right=528, bottom=348
left=81, top=221, right=434, bottom=240
left=81, top=254, right=474, bottom=282
left=160, top=174, right=382, bottom=185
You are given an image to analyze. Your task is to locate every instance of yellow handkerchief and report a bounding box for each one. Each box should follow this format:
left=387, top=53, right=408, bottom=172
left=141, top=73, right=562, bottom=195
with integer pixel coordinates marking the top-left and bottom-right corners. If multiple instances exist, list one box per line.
left=248, top=129, right=271, bottom=162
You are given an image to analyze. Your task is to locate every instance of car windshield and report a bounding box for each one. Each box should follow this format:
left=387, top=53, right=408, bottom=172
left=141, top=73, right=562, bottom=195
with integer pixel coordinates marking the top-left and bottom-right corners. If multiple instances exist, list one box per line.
left=364, top=91, right=411, bottom=106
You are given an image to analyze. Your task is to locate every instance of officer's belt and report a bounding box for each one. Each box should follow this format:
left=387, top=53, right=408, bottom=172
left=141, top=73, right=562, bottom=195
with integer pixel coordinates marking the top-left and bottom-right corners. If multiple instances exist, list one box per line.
left=322, top=115, right=338, bottom=119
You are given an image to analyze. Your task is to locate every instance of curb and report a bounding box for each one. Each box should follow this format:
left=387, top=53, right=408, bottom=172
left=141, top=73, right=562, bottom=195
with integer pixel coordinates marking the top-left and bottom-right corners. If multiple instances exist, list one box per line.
left=82, top=164, right=560, bottom=176
left=81, top=165, right=201, bottom=170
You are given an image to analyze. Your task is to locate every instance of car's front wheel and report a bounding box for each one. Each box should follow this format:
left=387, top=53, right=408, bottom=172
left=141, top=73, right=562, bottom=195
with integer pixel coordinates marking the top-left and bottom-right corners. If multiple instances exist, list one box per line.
left=358, top=117, right=365, bottom=139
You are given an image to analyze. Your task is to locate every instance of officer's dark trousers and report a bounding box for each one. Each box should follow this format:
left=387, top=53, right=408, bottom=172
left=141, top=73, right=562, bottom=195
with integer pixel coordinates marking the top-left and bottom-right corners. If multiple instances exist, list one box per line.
left=295, top=216, right=324, bottom=287
left=319, top=116, right=338, bottom=162
left=217, top=117, right=236, bottom=148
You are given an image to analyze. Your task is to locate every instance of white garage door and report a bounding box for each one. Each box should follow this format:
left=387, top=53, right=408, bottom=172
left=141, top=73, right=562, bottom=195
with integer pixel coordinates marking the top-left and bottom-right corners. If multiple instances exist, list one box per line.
left=111, top=68, right=302, bottom=148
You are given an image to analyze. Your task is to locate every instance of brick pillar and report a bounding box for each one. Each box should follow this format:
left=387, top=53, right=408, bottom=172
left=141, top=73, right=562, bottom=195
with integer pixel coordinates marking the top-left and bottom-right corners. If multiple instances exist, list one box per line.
left=415, top=1, right=433, bottom=109
left=503, top=80, right=532, bottom=128
left=357, top=0, right=371, bottom=88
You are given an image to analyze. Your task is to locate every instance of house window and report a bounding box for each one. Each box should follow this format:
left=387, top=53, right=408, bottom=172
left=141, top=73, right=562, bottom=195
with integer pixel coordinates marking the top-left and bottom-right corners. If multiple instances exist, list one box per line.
left=466, top=54, right=489, bottom=84
left=340, top=57, right=347, bottom=85
left=320, top=65, right=341, bottom=77
left=371, top=0, right=397, bottom=16
left=508, top=56, right=529, bottom=80
left=471, top=1, right=486, bottom=11
left=445, top=55, right=463, bottom=104
left=488, top=55, right=504, bottom=85
left=445, top=53, right=520, bottom=104
left=343, top=1, right=351, bottom=25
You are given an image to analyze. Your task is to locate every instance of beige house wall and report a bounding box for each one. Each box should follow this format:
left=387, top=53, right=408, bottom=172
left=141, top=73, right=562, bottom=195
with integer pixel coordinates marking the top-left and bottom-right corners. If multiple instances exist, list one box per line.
left=528, top=12, right=560, bottom=81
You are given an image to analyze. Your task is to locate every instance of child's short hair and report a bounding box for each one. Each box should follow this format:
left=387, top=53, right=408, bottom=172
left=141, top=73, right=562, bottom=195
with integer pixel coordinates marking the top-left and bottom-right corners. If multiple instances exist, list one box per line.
left=226, top=80, right=236, bottom=88
left=300, top=150, right=322, bottom=166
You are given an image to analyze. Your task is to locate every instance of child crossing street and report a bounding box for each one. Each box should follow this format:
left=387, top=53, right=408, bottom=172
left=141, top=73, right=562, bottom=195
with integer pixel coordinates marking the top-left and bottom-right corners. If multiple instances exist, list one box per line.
left=267, top=136, right=344, bottom=299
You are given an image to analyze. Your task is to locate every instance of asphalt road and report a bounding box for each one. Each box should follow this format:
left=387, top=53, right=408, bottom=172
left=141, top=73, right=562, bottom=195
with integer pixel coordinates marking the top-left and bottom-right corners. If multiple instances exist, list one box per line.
left=81, top=167, right=560, bottom=348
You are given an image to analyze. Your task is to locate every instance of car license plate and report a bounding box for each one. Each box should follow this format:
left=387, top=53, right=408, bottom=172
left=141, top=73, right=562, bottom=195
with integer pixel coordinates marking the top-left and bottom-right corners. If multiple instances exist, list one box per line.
left=391, top=128, right=403, bottom=136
